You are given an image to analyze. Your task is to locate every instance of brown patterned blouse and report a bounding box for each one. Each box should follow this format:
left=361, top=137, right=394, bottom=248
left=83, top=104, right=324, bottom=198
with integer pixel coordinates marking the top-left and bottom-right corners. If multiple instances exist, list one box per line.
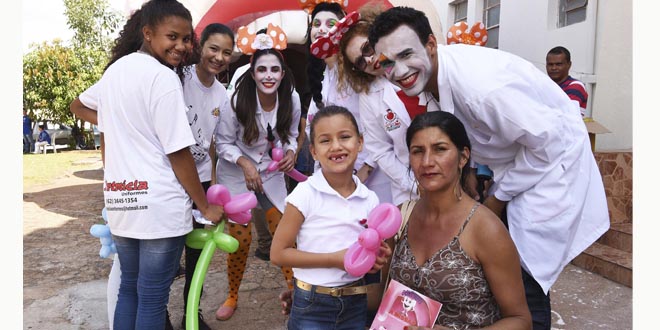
left=388, top=203, right=501, bottom=330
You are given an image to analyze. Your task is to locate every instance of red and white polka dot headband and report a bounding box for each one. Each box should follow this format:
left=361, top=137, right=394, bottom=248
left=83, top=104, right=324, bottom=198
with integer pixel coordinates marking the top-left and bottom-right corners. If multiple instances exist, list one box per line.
left=236, top=23, right=288, bottom=56
left=446, top=21, right=488, bottom=46
left=310, top=11, right=360, bottom=59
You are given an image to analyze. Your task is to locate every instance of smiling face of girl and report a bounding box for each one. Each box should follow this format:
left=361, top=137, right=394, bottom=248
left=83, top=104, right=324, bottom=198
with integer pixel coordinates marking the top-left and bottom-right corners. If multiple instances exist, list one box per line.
left=142, top=15, right=193, bottom=68
left=198, top=32, right=234, bottom=77
left=310, top=108, right=363, bottom=177
left=251, top=53, right=284, bottom=96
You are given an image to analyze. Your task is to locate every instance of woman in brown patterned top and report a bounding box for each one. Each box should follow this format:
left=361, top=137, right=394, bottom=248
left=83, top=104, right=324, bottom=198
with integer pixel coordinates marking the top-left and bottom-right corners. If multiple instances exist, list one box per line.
left=388, top=111, right=531, bottom=330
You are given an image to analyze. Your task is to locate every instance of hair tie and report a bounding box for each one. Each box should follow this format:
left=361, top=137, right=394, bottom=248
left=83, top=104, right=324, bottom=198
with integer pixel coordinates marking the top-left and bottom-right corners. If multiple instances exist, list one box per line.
left=310, top=11, right=360, bottom=59
left=236, top=23, right=288, bottom=56
left=446, top=22, right=488, bottom=46
left=299, top=0, right=349, bottom=14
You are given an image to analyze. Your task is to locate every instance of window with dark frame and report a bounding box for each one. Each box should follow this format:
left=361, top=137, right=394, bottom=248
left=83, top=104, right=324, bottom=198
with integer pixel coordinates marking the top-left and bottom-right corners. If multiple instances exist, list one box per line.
left=453, top=1, right=468, bottom=23
left=483, top=0, right=500, bottom=49
left=559, top=0, right=588, bottom=27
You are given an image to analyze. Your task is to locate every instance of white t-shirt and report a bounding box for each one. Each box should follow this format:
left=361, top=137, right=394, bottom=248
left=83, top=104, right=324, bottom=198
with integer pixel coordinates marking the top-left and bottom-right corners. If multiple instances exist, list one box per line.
left=79, top=52, right=196, bottom=239
left=183, top=65, right=230, bottom=182
left=285, top=170, right=380, bottom=287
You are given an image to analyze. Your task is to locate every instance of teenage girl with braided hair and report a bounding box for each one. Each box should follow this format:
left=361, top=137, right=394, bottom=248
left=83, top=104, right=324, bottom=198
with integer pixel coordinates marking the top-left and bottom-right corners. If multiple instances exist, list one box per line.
left=69, top=0, right=224, bottom=328
left=214, top=27, right=299, bottom=320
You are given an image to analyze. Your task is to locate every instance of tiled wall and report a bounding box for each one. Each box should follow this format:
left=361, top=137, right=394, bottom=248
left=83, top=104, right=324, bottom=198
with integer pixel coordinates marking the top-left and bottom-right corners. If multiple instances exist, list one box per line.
left=594, top=152, right=633, bottom=224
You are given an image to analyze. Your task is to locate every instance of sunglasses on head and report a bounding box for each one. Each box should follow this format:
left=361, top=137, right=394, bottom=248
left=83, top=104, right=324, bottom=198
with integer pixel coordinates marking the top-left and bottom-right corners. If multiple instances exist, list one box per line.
left=352, top=41, right=375, bottom=72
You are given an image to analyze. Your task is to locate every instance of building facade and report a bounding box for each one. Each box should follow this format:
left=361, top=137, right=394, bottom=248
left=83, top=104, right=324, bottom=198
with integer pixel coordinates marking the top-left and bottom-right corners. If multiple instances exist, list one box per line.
left=433, top=0, right=632, bottom=152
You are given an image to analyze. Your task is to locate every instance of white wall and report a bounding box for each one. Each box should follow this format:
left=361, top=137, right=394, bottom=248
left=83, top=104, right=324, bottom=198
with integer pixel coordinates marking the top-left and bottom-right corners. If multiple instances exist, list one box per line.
left=431, top=0, right=632, bottom=151
left=590, top=1, right=632, bottom=151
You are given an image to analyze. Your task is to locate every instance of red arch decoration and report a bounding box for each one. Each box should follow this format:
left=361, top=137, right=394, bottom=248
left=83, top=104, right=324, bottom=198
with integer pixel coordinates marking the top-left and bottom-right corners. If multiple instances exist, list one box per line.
left=194, top=0, right=393, bottom=36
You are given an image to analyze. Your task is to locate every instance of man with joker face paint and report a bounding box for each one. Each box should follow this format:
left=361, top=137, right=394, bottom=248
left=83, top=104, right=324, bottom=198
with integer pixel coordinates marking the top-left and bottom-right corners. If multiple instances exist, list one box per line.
left=369, top=6, right=609, bottom=330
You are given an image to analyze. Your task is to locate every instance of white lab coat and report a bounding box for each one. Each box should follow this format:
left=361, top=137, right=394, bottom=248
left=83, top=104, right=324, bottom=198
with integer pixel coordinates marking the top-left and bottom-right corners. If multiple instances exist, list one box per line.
left=435, top=44, right=610, bottom=293
left=215, top=89, right=301, bottom=215
left=359, top=77, right=440, bottom=205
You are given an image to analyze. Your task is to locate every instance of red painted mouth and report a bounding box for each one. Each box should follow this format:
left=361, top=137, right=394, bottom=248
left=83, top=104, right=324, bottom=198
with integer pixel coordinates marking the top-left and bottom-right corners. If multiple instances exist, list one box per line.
left=397, top=72, right=418, bottom=89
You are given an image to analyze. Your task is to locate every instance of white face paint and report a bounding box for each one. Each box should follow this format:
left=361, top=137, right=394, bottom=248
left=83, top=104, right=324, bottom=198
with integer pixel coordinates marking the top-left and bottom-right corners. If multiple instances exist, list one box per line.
left=251, top=53, right=284, bottom=95
left=310, top=11, right=339, bottom=41
left=373, top=25, right=433, bottom=97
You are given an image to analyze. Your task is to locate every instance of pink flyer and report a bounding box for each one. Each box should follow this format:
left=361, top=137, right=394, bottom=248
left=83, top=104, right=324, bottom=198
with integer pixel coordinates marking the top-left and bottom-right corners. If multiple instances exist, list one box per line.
left=369, top=279, right=443, bottom=330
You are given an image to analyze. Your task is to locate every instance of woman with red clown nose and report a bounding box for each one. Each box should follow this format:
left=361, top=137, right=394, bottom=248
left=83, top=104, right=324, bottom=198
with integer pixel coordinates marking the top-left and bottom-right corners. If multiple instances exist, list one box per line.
left=213, top=23, right=298, bottom=321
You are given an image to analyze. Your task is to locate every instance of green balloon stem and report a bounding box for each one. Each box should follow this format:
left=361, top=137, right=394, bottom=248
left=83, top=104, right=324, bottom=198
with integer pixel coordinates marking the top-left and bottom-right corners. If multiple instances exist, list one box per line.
left=186, top=221, right=240, bottom=330
left=186, top=239, right=215, bottom=330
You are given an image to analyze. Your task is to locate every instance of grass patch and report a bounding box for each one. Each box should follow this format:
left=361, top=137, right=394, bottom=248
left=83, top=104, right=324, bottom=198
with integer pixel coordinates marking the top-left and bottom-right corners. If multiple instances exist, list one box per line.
left=23, top=150, right=102, bottom=188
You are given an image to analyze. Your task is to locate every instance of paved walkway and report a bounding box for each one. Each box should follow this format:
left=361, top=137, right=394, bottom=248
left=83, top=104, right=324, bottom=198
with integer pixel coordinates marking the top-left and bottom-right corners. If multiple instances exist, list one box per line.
left=23, top=256, right=632, bottom=330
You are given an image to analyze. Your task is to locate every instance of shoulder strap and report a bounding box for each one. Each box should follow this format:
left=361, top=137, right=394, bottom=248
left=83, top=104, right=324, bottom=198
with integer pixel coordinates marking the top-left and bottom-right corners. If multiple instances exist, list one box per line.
left=381, top=199, right=417, bottom=295
left=457, top=202, right=480, bottom=236
left=396, top=199, right=417, bottom=243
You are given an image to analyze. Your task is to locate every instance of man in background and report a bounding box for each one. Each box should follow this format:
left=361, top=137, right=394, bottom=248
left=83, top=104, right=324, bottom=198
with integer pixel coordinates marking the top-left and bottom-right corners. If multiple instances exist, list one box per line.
left=546, top=46, right=588, bottom=117
left=23, top=110, right=34, bottom=154
left=33, top=124, right=51, bottom=154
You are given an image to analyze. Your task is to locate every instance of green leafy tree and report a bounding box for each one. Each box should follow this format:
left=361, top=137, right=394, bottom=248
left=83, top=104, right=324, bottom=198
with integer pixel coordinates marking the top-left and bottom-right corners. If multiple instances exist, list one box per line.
left=22, top=0, right=122, bottom=128
left=23, top=39, right=86, bottom=124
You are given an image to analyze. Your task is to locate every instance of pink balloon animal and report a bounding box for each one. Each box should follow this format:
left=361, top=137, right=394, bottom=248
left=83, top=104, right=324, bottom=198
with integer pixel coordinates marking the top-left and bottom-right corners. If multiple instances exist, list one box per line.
left=205, top=184, right=257, bottom=225
left=266, top=147, right=308, bottom=182
left=344, top=203, right=402, bottom=277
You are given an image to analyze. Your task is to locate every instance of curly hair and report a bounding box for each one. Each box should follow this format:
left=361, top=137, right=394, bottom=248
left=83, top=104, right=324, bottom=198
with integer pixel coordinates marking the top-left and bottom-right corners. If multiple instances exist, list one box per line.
left=337, top=1, right=386, bottom=94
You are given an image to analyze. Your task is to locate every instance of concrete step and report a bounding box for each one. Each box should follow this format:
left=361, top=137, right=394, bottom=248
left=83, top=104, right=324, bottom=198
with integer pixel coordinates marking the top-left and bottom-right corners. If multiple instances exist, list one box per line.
left=571, top=242, right=632, bottom=287
left=598, top=223, right=632, bottom=253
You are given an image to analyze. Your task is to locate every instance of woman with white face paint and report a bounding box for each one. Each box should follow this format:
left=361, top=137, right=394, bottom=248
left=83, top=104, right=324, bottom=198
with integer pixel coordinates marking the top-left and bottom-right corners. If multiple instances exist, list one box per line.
left=304, top=1, right=394, bottom=206
left=214, top=26, right=299, bottom=320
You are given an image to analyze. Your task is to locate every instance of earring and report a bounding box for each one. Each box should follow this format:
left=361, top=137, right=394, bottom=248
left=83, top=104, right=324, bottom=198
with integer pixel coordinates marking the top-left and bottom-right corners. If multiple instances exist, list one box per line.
left=414, top=176, right=423, bottom=197
left=146, top=37, right=151, bottom=42
left=454, top=167, right=463, bottom=201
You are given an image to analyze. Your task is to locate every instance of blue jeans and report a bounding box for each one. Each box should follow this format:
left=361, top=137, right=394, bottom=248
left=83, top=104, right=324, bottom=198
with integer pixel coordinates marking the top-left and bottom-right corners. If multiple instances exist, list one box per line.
left=500, top=207, right=551, bottom=330
left=294, top=138, right=314, bottom=175
left=112, top=235, right=185, bottom=330
left=522, top=267, right=551, bottom=330
left=23, top=134, right=34, bottom=153
left=288, top=280, right=367, bottom=330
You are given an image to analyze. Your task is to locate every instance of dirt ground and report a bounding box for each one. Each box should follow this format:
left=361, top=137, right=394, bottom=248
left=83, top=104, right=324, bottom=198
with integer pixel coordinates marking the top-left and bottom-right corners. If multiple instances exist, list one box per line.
left=23, top=153, right=108, bottom=311
left=22, top=151, right=632, bottom=330
left=22, top=152, right=289, bottom=329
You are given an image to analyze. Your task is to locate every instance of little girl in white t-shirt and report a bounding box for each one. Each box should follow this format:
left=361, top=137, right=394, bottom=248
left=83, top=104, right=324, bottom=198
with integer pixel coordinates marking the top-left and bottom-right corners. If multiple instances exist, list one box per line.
left=271, top=105, right=391, bottom=329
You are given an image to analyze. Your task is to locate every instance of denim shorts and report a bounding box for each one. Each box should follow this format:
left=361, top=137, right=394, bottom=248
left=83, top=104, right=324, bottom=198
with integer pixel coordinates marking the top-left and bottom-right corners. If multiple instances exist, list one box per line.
left=288, top=279, right=368, bottom=330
